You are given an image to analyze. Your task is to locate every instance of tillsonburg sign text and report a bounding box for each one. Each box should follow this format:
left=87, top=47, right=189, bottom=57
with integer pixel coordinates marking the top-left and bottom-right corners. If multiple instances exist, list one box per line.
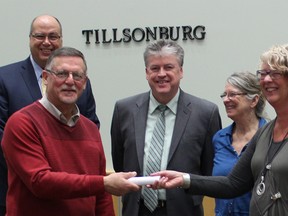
left=82, top=25, right=206, bottom=44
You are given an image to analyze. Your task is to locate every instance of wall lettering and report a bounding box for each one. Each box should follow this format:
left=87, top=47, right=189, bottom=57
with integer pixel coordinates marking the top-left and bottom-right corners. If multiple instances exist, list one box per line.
left=82, top=25, right=206, bottom=45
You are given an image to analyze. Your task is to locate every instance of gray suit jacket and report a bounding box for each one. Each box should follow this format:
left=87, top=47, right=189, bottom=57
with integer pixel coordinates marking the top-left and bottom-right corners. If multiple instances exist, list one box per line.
left=111, top=89, right=222, bottom=216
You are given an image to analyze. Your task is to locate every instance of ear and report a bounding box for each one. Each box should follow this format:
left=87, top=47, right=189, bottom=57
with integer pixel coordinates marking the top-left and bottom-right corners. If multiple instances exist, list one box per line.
left=82, top=78, right=87, bottom=90
left=179, top=66, right=183, bottom=79
left=42, top=70, right=48, bottom=84
left=250, top=94, right=259, bottom=109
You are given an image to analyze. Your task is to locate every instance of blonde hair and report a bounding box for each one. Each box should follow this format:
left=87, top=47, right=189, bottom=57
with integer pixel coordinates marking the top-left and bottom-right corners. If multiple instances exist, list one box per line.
left=260, top=44, right=288, bottom=73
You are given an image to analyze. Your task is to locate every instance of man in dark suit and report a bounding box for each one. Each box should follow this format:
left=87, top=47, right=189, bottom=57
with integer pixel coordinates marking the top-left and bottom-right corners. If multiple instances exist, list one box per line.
left=111, top=39, right=222, bottom=216
left=0, top=15, right=100, bottom=216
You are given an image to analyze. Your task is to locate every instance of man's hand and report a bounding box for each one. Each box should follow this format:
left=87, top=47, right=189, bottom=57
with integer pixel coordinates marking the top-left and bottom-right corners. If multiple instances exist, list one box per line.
left=104, top=172, right=140, bottom=196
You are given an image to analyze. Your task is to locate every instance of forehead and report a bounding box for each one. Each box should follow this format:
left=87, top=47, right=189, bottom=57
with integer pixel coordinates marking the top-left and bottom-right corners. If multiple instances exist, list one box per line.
left=224, top=83, right=240, bottom=91
left=146, top=54, right=179, bottom=66
left=51, top=56, right=85, bottom=71
left=260, top=62, right=271, bottom=70
left=32, top=16, right=61, bottom=33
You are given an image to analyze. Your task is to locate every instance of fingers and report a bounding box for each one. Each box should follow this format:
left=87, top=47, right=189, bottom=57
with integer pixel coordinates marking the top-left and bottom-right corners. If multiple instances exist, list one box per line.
left=124, top=171, right=137, bottom=179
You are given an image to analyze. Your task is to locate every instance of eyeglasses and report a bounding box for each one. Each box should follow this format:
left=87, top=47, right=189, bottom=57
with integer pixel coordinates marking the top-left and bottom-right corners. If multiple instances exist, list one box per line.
left=256, top=70, right=283, bottom=80
left=45, top=69, right=86, bottom=81
left=220, top=92, right=247, bottom=100
left=31, top=33, right=61, bottom=42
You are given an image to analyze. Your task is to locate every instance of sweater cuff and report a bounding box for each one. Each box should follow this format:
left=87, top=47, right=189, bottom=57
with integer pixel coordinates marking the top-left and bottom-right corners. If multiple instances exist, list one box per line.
left=182, top=173, right=191, bottom=189
left=89, top=175, right=105, bottom=195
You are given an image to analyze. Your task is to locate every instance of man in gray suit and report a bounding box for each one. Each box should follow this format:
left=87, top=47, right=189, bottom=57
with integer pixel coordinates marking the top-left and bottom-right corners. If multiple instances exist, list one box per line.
left=111, top=39, right=222, bottom=216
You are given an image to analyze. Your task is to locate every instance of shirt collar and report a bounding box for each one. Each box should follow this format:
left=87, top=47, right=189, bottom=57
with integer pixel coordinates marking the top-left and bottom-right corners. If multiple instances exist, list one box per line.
left=218, top=117, right=267, bottom=137
left=39, top=94, right=80, bottom=126
left=149, top=88, right=179, bottom=115
left=30, top=55, right=43, bottom=81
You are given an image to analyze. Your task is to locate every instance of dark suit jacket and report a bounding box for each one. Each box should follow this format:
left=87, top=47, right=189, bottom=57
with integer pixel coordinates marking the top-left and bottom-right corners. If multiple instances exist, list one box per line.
left=111, top=90, right=222, bottom=216
left=0, top=57, right=100, bottom=206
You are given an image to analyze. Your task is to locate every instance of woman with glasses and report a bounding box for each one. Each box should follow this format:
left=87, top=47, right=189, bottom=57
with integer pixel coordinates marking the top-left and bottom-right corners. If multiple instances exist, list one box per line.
left=151, top=44, right=288, bottom=216
left=213, top=72, right=267, bottom=216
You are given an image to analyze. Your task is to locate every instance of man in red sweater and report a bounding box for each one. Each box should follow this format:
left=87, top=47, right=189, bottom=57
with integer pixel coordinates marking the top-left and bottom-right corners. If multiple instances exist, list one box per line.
left=1, top=47, right=140, bottom=216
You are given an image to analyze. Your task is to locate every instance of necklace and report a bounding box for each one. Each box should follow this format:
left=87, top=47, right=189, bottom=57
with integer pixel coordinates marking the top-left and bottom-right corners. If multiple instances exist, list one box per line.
left=256, top=125, right=288, bottom=196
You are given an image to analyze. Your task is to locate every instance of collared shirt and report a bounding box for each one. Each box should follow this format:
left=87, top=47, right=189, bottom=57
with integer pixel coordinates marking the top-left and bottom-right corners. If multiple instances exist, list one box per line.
left=212, top=118, right=267, bottom=216
left=143, top=89, right=179, bottom=200
left=39, top=95, right=80, bottom=127
left=30, top=55, right=43, bottom=91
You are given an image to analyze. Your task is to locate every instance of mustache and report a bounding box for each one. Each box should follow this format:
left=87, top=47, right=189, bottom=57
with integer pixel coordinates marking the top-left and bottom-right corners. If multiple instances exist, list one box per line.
left=61, top=85, right=77, bottom=91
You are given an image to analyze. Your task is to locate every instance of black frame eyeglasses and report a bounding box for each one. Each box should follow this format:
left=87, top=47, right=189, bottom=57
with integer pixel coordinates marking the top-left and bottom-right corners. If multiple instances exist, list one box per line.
left=45, top=69, right=86, bottom=81
left=220, top=92, right=247, bottom=100
left=256, top=70, right=283, bottom=80
left=31, top=33, right=61, bottom=42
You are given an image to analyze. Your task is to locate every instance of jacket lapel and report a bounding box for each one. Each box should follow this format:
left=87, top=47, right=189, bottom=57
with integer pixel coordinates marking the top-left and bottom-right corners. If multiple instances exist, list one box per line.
left=20, top=58, right=42, bottom=100
left=168, top=91, right=191, bottom=163
left=134, top=92, right=149, bottom=173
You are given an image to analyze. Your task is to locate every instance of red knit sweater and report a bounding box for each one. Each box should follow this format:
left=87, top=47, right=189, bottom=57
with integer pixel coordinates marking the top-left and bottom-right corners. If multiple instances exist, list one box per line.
left=2, top=102, right=114, bottom=216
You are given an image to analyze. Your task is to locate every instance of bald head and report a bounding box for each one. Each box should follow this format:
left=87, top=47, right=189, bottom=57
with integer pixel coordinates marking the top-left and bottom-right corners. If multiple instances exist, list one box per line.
left=30, top=15, right=62, bottom=36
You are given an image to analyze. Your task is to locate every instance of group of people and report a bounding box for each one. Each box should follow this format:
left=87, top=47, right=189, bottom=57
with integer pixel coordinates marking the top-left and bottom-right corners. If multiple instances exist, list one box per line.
left=0, top=15, right=140, bottom=216
left=151, top=45, right=288, bottom=216
left=0, top=14, right=287, bottom=216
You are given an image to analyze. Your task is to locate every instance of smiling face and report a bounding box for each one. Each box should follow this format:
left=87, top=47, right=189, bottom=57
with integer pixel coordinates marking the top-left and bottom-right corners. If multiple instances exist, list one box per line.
left=145, top=54, right=183, bottom=104
left=259, top=62, right=288, bottom=110
left=222, top=83, right=255, bottom=121
left=43, top=56, right=87, bottom=114
left=29, top=15, right=62, bottom=69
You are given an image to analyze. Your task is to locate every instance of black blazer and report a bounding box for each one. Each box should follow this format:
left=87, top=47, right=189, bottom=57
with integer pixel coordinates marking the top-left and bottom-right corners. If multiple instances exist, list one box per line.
left=0, top=57, right=100, bottom=206
left=111, top=90, right=222, bottom=216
